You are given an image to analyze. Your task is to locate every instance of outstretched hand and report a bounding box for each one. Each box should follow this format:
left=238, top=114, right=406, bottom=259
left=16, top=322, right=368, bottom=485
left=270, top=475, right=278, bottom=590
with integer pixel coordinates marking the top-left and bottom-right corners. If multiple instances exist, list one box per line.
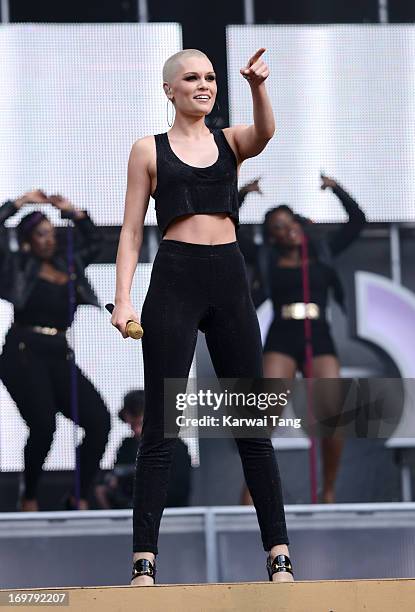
left=240, top=48, right=269, bottom=87
left=320, top=173, right=337, bottom=190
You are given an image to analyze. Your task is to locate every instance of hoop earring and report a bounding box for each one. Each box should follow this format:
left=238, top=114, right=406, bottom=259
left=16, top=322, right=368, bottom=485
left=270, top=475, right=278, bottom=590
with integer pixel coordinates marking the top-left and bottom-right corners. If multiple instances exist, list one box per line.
left=167, top=99, right=175, bottom=127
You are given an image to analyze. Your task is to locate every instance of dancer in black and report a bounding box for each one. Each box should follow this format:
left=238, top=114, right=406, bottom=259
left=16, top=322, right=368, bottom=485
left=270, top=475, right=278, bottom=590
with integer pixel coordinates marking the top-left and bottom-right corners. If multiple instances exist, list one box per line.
left=238, top=175, right=366, bottom=504
left=111, top=48, right=294, bottom=585
left=0, top=191, right=110, bottom=511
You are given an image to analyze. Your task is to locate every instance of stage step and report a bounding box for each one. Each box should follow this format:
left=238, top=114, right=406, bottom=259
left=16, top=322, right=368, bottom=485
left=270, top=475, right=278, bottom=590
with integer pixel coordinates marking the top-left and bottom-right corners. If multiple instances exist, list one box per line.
left=1, top=579, right=415, bottom=611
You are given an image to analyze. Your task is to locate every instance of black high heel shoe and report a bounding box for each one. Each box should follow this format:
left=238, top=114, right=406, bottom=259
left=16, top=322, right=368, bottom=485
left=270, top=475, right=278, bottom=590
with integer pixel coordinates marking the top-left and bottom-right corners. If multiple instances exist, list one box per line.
left=131, top=558, right=157, bottom=584
left=266, top=554, right=294, bottom=581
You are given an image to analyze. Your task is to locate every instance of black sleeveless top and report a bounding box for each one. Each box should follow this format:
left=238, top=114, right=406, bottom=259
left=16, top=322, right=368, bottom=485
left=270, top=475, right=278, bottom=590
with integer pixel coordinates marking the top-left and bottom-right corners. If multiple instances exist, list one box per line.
left=14, top=277, right=73, bottom=330
left=269, top=261, right=335, bottom=323
left=152, top=128, right=240, bottom=237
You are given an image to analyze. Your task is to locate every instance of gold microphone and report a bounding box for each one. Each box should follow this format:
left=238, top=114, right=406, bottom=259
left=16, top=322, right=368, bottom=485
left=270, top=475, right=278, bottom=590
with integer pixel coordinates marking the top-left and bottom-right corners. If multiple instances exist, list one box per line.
left=105, top=303, right=143, bottom=340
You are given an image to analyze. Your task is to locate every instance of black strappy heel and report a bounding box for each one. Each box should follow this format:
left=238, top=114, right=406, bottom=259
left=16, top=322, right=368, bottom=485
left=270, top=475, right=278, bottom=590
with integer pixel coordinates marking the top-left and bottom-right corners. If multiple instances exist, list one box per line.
left=131, top=558, right=157, bottom=584
left=266, top=554, right=294, bottom=581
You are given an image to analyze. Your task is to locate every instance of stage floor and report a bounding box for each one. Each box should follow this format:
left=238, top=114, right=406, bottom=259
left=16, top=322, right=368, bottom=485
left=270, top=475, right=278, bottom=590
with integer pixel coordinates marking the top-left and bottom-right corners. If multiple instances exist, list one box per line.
left=1, top=579, right=415, bottom=612
left=0, top=503, right=414, bottom=588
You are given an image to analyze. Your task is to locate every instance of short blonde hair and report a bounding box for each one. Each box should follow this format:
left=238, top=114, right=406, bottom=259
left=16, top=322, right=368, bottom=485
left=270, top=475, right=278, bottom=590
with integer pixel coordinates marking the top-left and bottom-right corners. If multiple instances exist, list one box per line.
left=162, top=49, right=211, bottom=84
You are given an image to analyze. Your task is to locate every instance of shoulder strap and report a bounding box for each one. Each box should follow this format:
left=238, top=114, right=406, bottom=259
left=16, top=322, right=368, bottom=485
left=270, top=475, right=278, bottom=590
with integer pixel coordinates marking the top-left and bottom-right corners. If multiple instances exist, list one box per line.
left=153, top=132, right=173, bottom=168
left=214, top=128, right=238, bottom=163
left=154, top=132, right=167, bottom=149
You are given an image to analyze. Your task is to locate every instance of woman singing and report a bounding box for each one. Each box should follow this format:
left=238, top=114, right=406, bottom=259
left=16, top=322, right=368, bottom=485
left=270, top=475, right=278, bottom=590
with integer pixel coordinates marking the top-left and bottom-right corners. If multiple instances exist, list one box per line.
left=0, top=191, right=111, bottom=511
left=111, top=48, right=294, bottom=585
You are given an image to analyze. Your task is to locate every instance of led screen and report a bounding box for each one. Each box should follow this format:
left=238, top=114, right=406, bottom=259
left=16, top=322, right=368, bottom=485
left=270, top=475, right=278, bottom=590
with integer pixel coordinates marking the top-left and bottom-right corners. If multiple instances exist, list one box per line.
left=227, top=25, right=415, bottom=223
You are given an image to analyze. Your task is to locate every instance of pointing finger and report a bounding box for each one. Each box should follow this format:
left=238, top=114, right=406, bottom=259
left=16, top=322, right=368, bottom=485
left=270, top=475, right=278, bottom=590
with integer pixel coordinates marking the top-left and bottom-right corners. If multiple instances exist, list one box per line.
left=248, top=58, right=266, bottom=73
left=242, top=48, right=266, bottom=74
left=248, top=47, right=266, bottom=66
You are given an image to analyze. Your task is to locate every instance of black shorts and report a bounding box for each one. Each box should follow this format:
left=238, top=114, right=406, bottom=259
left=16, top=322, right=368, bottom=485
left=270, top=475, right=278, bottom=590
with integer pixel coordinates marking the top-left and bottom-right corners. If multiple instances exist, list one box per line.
left=263, top=318, right=337, bottom=367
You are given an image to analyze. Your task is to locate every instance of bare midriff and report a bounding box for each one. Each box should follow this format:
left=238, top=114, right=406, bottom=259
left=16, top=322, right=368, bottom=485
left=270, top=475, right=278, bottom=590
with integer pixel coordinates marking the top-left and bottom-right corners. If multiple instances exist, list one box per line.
left=162, top=213, right=237, bottom=245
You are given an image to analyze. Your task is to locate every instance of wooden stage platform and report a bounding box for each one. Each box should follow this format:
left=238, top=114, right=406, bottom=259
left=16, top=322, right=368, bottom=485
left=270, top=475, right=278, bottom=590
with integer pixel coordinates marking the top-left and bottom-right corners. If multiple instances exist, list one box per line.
left=1, top=579, right=414, bottom=611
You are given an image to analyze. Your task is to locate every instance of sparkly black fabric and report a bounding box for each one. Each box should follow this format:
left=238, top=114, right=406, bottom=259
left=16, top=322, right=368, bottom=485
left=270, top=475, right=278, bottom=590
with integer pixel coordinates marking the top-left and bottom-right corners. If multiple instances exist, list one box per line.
left=152, top=128, right=240, bottom=237
left=133, top=239, right=289, bottom=554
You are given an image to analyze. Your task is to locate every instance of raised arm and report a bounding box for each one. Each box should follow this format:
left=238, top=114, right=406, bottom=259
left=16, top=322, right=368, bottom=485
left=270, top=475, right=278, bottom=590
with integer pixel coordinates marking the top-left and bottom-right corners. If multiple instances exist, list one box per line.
left=321, top=175, right=367, bottom=257
left=225, top=48, right=275, bottom=163
left=0, top=190, right=49, bottom=260
left=238, top=178, right=263, bottom=209
left=48, top=194, right=103, bottom=266
left=0, top=190, right=49, bottom=226
left=0, top=199, right=19, bottom=265
left=111, top=137, right=152, bottom=338
left=237, top=179, right=263, bottom=264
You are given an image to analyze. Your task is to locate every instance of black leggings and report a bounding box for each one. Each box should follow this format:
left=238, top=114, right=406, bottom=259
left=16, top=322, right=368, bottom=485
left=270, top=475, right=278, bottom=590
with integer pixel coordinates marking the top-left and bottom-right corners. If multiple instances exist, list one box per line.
left=133, top=239, right=289, bottom=555
left=0, top=327, right=111, bottom=500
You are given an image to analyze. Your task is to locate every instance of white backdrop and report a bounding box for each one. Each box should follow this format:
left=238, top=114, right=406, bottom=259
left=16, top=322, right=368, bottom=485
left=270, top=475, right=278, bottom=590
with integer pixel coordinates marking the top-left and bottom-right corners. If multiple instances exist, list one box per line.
left=0, top=22, right=186, bottom=472
left=2, top=22, right=415, bottom=471
left=227, top=24, right=415, bottom=223
left=0, top=22, right=183, bottom=227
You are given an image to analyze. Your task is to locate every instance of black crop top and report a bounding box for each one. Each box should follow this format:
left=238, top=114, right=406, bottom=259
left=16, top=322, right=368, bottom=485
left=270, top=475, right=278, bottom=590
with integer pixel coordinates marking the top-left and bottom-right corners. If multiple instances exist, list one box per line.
left=14, top=277, right=75, bottom=330
left=152, top=128, right=240, bottom=237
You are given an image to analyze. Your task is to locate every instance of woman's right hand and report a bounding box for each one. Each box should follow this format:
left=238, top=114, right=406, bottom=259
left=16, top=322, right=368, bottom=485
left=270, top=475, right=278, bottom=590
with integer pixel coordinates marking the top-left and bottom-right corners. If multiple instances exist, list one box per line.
left=15, top=190, right=48, bottom=209
left=111, top=301, right=141, bottom=339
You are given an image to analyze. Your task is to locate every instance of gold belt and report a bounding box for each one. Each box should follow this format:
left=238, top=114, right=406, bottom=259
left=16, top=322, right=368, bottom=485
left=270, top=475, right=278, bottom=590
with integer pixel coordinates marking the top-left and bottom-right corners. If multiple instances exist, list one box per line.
left=281, top=302, right=320, bottom=320
left=14, top=323, right=66, bottom=336
left=32, top=326, right=65, bottom=336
